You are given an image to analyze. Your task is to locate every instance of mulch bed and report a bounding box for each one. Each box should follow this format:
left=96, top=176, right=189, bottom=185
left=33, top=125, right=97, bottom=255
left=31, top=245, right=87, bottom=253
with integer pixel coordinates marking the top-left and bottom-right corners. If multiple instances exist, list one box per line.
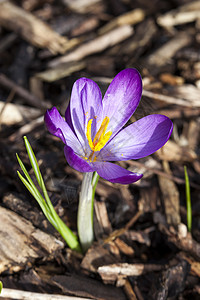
left=0, top=0, right=200, bottom=299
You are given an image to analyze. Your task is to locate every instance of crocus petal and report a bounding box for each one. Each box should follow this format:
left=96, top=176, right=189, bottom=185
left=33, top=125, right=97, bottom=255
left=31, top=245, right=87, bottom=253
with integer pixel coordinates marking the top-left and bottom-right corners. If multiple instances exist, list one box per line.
left=98, top=114, right=173, bottom=161
left=65, top=103, right=75, bottom=134
left=44, top=107, right=83, bottom=156
left=70, top=78, right=103, bottom=149
left=93, top=162, right=143, bottom=184
left=64, top=145, right=93, bottom=173
left=102, top=69, right=142, bottom=138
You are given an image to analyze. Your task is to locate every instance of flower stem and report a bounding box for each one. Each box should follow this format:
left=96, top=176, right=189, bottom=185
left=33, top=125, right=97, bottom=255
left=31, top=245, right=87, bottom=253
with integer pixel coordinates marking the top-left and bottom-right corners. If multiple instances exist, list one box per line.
left=78, top=172, right=99, bottom=252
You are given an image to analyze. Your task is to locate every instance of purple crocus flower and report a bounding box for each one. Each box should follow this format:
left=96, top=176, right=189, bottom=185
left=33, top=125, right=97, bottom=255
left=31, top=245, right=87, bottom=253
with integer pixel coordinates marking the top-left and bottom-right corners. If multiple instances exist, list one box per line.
left=45, top=69, right=173, bottom=184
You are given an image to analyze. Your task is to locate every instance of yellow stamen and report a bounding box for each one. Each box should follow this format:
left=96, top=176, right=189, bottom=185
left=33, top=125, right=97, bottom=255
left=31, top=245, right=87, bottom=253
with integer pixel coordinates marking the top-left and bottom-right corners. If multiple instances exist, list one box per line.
left=86, top=119, right=95, bottom=151
left=86, top=116, right=112, bottom=152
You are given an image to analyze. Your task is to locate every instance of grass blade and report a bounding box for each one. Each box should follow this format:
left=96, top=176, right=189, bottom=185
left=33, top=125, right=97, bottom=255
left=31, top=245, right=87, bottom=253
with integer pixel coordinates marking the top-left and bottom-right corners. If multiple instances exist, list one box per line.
left=184, top=166, right=192, bottom=232
left=0, top=281, right=2, bottom=294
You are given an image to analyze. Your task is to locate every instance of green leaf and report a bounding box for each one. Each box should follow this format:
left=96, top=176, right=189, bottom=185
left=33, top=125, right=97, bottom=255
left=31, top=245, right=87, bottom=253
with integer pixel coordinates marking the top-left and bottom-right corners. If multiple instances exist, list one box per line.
left=24, top=136, right=43, bottom=189
left=16, top=155, right=47, bottom=210
left=0, top=281, right=3, bottom=294
left=184, top=166, right=192, bottom=232
left=17, top=136, right=81, bottom=253
left=17, top=171, right=55, bottom=227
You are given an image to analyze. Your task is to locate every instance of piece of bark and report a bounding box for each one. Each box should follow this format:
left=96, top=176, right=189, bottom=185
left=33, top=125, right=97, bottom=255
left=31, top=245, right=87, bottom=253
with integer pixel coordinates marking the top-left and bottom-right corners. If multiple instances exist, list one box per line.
left=48, top=25, right=133, bottom=67
left=98, top=263, right=164, bottom=284
left=0, top=1, right=78, bottom=54
left=159, top=225, right=200, bottom=260
left=29, top=76, right=44, bottom=100
left=170, top=84, right=200, bottom=107
left=120, top=18, right=157, bottom=59
left=114, top=238, right=134, bottom=256
left=0, top=288, right=91, bottom=300
left=157, top=1, right=200, bottom=28
left=150, top=260, right=190, bottom=300
left=71, top=17, right=100, bottom=36
left=123, top=280, right=138, bottom=300
left=2, top=193, right=55, bottom=234
left=159, top=73, right=184, bottom=86
left=140, top=185, right=161, bottom=213
left=8, top=116, right=43, bottom=141
left=103, top=211, right=143, bottom=245
left=61, top=0, right=102, bottom=14
left=156, top=140, right=197, bottom=162
left=142, top=89, right=197, bottom=108
left=94, top=200, right=112, bottom=239
left=98, top=8, right=145, bottom=35
left=0, top=33, right=18, bottom=54
left=0, top=101, right=41, bottom=126
left=156, top=107, right=200, bottom=119
left=145, top=32, right=191, bottom=71
left=35, top=62, right=86, bottom=82
left=187, top=119, right=200, bottom=151
left=158, top=161, right=181, bottom=226
left=124, top=229, right=152, bottom=247
left=0, top=73, right=49, bottom=109
left=129, top=160, right=200, bottom=189
left=0, top=206, right=64, bottom=273
left=50, top=14, right=85, bottom=36
left=52, top=274, right=126, bottom=300
left=81, top=243, right=117, bottom=273
left=178, top=252, right=200, bottom=278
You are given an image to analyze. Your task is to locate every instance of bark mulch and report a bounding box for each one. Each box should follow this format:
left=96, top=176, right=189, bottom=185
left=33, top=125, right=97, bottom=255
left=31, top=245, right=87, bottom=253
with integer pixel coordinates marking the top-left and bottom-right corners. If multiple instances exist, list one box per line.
left=0, top=0, right=200, bottom=299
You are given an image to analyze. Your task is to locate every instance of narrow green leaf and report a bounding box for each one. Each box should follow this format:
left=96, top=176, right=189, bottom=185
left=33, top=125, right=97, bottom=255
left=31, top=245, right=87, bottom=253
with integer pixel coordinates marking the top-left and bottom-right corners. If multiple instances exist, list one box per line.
left=39, top=175, right=81, bottom=252
left=184, top=166, right=192, bottom=232
left=0, top=281, right=3, bottom=294
left=16, top=156, right=47, bottom=209
left=17, top=136, right=81, bottom=252
left=24, top=136, right=43, bottom=189
left=17, top=171, right=58, bottom=230
left=17, top=171, right=47, bottom=214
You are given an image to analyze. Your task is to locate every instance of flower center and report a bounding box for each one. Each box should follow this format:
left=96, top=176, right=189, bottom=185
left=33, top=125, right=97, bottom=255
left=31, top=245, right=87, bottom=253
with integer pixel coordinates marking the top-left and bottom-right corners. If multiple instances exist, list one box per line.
left=86, top=116, right=112, bottom=153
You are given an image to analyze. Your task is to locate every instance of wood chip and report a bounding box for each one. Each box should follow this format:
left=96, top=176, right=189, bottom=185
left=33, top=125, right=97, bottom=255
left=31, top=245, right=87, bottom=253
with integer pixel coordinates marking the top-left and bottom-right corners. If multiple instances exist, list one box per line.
left=160, top=73, right=184, bottom=86
left=98, top=8, right=145, bottom=35
left=81, top=243, right=116, bottom=273
left=114, top=238, right=134, bottom=256
left=0, top=73, right=49, bottom=109
left=0, top=288, right=91, bottom=300
left=157, top=1, right=200, bottom=28
left=0, top=1, right=78, bottom=54
left=94, top=200, right=112, bottom=239
left=159, top=225, right=200, bottom=260
left=98, top=263, right=164, bottom=283
left=52, top=274, right=126, bottom=300
left=142, top=89, right=199, bottom=108
left=48, top=25, right=134, bottom=67
left=158, top=161, right=181, bottom=226
left=8, top=116, right=43, bottom=141
left=0, top=206, right=63, bottom=273
left=146, top=32, right=191, bottom=69
left=187, top=119, right=200, bottom=151
left=0, top=101, right=41, bottom=126
left=150, top=260, right=190, bottom=299
left=171, top=84, right=200, bottom=106
left=62, top=0, right=101, bottom=14
left=156, top=140, right=197, bottom=162
left=121, top=18, right=157, bottom=57
left=35, top=62, right=86, bottom=82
